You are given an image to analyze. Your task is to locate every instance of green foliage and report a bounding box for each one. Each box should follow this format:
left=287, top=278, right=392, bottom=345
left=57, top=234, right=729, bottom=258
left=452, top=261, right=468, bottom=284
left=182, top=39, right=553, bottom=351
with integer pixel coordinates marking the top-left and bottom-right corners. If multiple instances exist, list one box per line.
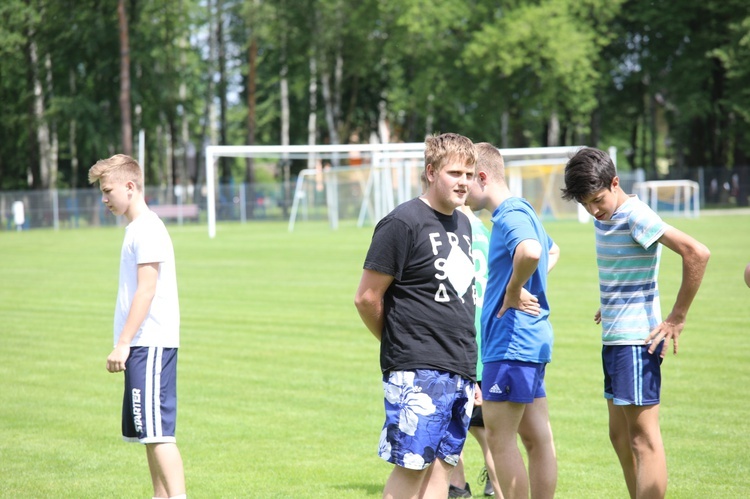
left=0, top=1, right=36, bottom=55
left=1, top=215, right=749, bottom=497
left=4, top=0, right=750, bottom=190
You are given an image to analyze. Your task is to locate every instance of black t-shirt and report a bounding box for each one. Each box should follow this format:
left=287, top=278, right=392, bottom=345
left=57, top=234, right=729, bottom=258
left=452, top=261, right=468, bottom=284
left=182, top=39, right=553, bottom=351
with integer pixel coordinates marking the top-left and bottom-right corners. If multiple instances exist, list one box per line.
left=363, top=198, right=477, bottom=380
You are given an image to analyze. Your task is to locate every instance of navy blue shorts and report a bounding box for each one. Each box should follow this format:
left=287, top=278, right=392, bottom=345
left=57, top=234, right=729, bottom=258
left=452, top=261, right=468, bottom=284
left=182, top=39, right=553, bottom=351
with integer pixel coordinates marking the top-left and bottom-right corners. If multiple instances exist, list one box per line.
left=122, top=346, right=179, bottom=444
left=379, top=370, right=475, bottom=470
left=482, top=360, right=547, bottom=404
left=603, top=343, right=663, bottom=406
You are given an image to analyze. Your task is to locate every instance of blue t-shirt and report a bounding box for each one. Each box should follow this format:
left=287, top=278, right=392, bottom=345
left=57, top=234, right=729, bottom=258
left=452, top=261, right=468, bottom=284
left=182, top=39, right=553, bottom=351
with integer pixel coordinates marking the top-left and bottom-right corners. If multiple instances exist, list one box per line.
left=481, top=198, right=554, bottom=364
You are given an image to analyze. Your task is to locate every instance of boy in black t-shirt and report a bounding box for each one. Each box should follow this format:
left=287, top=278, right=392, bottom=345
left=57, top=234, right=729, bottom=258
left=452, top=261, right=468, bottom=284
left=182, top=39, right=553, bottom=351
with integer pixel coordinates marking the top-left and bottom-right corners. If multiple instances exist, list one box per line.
left=355, top=133, right=478, bottom=498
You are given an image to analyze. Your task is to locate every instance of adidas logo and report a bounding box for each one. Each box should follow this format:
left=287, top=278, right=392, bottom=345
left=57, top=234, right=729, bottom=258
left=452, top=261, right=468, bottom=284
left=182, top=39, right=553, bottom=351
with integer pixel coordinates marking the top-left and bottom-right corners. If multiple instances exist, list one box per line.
left=489, top=384, right=503, bottom=394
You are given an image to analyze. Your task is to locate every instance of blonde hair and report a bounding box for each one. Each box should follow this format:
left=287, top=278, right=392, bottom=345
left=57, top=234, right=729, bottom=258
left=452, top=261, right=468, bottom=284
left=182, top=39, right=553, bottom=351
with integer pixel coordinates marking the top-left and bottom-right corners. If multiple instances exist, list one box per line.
left=475, top=142, right=506, bottom=184
left=88, top=154, right=144, bottom=191
left=423, top=133, right=477, bottom=180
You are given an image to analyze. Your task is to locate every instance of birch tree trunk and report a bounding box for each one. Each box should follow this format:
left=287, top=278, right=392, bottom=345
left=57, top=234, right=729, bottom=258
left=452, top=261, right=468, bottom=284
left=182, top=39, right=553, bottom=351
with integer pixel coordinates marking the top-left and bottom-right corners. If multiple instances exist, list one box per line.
left=320, top=8, right=342, bottom=167
left=547, top=111, right=560, bottom=147
left=69, top=69, right=78, bottom=188
left=245, top=25, right=258, bottom=218
left=281, top=66, right=289, bottom=147
left=179, top=82, right=188, bottom=190
left=321, top=72, right=340, bottom=166
left=45, top=54, right=58, bottom=188
left=117, top=0, right=133, bottom=155
left=279, top=2, right=290, bottom=216
left=29, top=35, right=51, bottom=188
left=334, top=48, right=342, bottom=127
left=308, top=53, right=318, bottom=170
left=425, top=93, right=434, bottom=137
left=217, top=0, right=230, bottom=181
left=501, top=111, right=509, bottom=149
left=378, top=94, right=389, bottom=145
left=196, top=0, right=217, bottom=190
left=246, top=35, right=257, bottom=180
left=280, top=59, right=290, bottom=216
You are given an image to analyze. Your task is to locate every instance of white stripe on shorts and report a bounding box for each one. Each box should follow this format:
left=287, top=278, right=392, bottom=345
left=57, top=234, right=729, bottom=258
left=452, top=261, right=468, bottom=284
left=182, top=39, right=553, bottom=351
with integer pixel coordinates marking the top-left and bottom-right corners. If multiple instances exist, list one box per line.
left=631, top=346, right=642, bottom=405
left=145, top=347, right=164, bottom=439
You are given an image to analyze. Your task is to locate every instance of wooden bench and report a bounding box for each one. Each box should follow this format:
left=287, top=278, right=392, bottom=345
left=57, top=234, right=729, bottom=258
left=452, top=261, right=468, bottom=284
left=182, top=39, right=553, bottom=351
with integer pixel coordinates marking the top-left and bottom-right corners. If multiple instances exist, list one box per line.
left=150, top=204, right=200, bottom=221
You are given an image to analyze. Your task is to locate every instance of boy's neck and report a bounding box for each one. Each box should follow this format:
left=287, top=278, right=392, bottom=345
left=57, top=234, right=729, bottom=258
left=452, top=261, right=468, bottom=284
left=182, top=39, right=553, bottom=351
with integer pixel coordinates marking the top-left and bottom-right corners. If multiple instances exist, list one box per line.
left=124, top=196, right=149, bottom=223
left=613, top=185, right=631, bottom=212
left=486, top=184, right=512, bottom=212
left=420, top=192, right=456, bottom=216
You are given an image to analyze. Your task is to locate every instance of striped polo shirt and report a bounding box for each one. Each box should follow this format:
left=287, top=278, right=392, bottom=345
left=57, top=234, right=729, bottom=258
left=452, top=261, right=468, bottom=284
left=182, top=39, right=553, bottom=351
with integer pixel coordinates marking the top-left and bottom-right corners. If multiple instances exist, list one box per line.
left=595, top=195, right=669, bottom=345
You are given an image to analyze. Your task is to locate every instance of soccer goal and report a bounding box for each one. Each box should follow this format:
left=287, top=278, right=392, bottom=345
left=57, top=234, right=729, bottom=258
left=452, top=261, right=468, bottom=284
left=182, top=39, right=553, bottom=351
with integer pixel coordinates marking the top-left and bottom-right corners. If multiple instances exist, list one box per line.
left=632, top=179, right=701, bottom=218
left=204, top=143, right=585, bottom=237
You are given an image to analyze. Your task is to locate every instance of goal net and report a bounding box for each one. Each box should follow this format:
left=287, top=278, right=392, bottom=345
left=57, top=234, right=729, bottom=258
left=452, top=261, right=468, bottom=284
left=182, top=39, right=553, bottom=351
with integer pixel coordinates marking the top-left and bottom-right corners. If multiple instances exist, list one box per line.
left=204, top=143, right=585, bottom=237
left=632, top=180, right=700, bottom=218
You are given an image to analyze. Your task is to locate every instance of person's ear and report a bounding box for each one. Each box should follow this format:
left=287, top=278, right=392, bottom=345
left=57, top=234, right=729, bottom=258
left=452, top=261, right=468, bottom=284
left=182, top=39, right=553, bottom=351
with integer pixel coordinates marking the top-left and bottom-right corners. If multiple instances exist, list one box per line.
left=478, top=170, right=488, bottom=186
left=425, top=164, right=435, bottom=182
left=611, top=176, right=620, bottom=190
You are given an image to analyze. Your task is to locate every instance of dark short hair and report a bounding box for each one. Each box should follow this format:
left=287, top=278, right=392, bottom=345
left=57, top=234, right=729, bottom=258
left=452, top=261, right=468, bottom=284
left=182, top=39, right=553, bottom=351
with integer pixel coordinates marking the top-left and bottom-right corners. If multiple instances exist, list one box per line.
left=561, top=147, right=616, bottom=203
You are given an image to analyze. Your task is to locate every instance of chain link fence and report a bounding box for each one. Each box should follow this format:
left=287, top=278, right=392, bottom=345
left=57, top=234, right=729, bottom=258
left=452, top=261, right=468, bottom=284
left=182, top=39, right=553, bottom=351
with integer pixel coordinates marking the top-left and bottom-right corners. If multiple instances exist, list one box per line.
left=1, top=166, right=747, bottom=232
left=0, top=181, right=296, bottom=231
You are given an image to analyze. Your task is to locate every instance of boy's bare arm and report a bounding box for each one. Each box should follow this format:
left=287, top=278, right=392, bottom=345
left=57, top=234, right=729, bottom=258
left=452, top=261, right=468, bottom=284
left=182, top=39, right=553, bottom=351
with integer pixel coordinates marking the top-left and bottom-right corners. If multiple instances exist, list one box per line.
left=499, top=238, right=542, bottom=318
left=547, top=242, right=561, bottom=273
left=645, top=227, right=710, bottom=357
left=354, top=269, right=394, bottom=341
left=106, top=262, right=159, bottom=372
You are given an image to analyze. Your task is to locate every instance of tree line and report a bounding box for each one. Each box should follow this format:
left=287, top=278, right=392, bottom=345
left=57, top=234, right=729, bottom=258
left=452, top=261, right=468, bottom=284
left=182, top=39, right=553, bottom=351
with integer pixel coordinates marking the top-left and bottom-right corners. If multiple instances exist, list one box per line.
left=2, top=0, right=749, bottom=192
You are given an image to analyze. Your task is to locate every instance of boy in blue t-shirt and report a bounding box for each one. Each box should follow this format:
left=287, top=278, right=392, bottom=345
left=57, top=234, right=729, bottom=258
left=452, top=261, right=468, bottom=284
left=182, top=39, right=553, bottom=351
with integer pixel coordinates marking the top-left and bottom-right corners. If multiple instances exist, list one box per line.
left=468, top=143, right=560, bottom=499
left=562, top=147, right=710, bottom=499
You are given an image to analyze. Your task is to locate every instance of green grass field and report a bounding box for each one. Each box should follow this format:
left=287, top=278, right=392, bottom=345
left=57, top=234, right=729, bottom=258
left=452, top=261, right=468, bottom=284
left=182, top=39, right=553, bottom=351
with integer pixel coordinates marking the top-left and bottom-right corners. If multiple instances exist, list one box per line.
left=1, top=213, right=749, bottom=498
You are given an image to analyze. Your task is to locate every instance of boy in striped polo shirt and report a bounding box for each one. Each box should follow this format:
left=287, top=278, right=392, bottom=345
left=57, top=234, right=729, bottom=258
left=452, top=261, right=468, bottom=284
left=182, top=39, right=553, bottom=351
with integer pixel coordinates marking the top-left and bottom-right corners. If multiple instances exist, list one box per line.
left=562, top=147, right=710, bottom=499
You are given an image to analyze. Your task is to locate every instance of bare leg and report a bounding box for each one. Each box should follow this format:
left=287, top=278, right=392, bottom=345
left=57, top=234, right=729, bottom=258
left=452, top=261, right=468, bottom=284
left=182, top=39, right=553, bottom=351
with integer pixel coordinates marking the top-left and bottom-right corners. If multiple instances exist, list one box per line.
left=419, top=458, right=454, bottom=498
left=517, top=398, right=556, bottom=499
left=383, top=465, right=427, bottom=499
left=145, top=443, right=185, bottom=498
left=449, top=451, right=467, bottom=489
left=483, top=400, right=528, bottom=499
left=608, top=400, right=637, bottom=498
left=469, top=425, right=503, bottom=498
left=621, top=404, right=666, bottom=499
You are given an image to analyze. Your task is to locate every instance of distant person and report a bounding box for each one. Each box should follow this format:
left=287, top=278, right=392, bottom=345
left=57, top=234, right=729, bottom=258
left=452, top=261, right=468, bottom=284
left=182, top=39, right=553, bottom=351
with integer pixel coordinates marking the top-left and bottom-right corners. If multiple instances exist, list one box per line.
left=12, top=200, right=25, bottom=231
left=354, top=133, right=478, bottom=499
left=450, top=204, right=502, bottom=498
left=88, top=154, right=186, bottom=499
left=562, top=147, right=710, bottom=499
left=468, top=142, right=560, bottom=499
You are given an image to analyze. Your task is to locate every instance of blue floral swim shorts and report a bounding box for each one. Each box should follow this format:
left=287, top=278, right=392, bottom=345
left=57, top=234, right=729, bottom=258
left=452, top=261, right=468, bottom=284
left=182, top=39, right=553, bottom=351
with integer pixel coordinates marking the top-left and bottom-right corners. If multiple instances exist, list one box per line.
left=378, top=369, right=475, bottom=470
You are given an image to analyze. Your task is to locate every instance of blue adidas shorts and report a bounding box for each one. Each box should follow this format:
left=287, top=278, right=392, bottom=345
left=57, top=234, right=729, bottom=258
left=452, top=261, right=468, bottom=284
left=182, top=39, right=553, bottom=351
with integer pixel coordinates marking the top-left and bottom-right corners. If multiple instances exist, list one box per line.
left=603, top=343, right=663, bottom=406
left=122, top=346, right=179, bottom=444
left=482, top=360, right=547, bottom=404
left=379, top=369, right=475, bottom=470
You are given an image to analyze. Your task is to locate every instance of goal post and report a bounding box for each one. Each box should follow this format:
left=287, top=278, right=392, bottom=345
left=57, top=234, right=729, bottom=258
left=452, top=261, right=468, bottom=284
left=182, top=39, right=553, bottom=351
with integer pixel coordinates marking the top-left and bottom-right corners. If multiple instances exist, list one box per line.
left=633, top=180, right=701, bottom=218
left=204, top=143, right=586, bottom=238
left=204, top=143, right=427, bottom=238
